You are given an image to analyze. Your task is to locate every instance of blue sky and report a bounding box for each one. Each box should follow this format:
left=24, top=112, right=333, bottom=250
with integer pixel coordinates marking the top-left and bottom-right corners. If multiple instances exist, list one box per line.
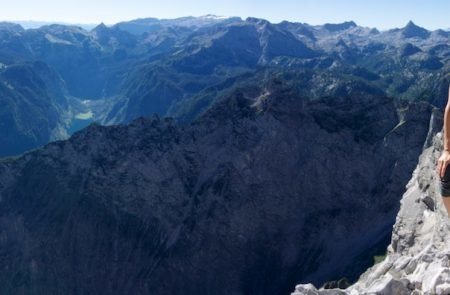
left=1, top=0, right=449, bottom=30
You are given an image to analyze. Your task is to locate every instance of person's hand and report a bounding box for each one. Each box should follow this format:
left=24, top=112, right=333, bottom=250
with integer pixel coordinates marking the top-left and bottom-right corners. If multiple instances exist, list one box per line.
left=437, top=150, right=450, bottom=178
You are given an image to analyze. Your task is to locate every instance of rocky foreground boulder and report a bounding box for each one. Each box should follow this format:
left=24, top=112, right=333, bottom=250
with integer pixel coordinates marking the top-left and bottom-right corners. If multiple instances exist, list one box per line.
left=293, top=119, right=450, bottom=294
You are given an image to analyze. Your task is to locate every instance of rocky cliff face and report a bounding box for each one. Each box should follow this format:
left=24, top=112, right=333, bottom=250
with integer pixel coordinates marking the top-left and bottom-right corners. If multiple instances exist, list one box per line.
left=0, top=84, right=436, bottom=294
left=0, top=61, right=71, bottom=157
left=293, top=109, right=450, bottom=294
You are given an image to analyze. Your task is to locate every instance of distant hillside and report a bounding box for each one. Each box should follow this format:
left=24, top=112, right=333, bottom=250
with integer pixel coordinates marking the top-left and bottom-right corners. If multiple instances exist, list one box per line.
left=0, top=16, right=449, bottom=155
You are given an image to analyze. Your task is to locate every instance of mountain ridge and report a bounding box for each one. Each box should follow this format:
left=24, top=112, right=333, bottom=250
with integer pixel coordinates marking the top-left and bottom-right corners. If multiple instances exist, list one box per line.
left=0, top=79, right=437, bottom=294
left=1, top=16, right=450, bottom=153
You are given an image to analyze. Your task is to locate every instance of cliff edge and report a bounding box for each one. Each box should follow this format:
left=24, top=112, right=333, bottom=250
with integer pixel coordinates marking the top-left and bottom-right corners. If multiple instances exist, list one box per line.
left=293, top=109, right=450, bottom=294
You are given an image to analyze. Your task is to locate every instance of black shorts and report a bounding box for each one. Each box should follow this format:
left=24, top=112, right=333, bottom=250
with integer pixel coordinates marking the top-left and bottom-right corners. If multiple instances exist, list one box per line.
left=440, top=165, right=450, bottom=197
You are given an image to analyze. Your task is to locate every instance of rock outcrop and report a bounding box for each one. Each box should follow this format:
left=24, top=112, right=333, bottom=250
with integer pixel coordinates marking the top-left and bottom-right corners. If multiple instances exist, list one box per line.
left=293, top=110, right=450, bottom=294
left=0, top=85, right=436, bottom=294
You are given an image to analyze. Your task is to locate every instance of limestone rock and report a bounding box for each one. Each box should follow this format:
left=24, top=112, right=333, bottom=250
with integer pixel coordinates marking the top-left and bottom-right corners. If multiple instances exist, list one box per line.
left=293, top=129, right=450, bottom=294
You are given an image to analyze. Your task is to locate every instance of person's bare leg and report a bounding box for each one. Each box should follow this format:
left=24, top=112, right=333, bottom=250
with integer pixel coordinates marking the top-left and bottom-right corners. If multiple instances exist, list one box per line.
left=442, top=197, right=450, bottom=217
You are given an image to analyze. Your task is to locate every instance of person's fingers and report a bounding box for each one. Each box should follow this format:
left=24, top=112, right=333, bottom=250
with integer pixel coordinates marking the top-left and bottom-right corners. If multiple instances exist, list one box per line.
left=437, top=160, right=442, bottom=176
left=441, top=161, right=448, bottom=178
left=439, top=160, right=444, bottom=178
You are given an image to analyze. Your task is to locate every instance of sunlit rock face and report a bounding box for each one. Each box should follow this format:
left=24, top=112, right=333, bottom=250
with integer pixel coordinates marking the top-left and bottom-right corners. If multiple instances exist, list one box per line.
left=293, top=110, right=450, bottom=295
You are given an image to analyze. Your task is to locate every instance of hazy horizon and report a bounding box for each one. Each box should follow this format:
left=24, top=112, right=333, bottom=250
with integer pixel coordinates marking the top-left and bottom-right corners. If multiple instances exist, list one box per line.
left=1, top=0, right=450, bottom=31
left=1, top=15, right=447, bottom=32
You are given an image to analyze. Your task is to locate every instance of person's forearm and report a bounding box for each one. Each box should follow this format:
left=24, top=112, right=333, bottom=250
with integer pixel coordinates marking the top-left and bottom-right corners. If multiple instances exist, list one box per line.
left=445, top=87, right=450, bottom=151
left=445, top=107, right=450, bottom=151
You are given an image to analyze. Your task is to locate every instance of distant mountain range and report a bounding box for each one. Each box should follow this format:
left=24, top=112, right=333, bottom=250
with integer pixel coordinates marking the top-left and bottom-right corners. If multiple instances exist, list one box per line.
left=2, top=20, right=98, bottom=30
left=0, top=15, right=447, bottom=294
left=0, top=16, right=448, bottom=156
